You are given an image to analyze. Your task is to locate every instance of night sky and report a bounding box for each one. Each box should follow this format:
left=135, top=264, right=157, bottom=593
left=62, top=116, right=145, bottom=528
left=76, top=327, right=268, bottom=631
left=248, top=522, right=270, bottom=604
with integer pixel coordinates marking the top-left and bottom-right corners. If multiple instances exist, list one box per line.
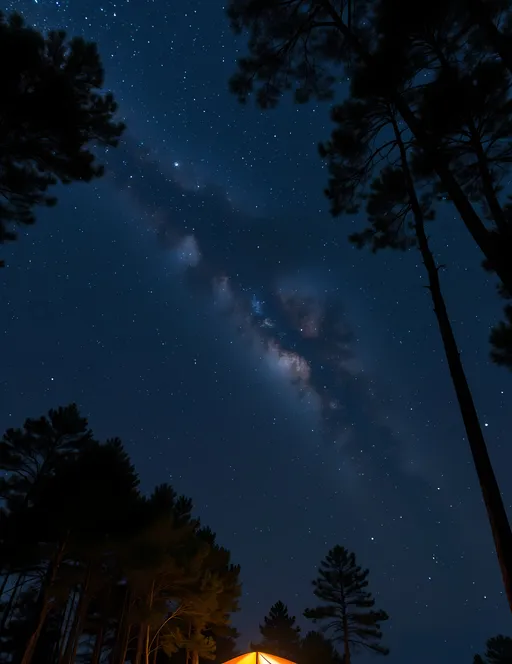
left=1, top=1, right=512, bottom=663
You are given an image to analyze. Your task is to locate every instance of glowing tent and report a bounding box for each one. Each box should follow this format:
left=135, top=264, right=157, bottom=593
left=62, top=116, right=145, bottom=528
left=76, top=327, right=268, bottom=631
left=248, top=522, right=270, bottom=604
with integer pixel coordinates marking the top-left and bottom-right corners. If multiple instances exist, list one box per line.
left=223, top=653, right=297, bottom=664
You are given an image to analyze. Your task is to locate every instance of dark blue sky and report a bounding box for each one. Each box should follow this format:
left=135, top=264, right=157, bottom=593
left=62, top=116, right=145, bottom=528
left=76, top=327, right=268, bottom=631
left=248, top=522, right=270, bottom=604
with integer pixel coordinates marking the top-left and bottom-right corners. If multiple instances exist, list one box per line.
left=1, top=1, right=512, bottom=662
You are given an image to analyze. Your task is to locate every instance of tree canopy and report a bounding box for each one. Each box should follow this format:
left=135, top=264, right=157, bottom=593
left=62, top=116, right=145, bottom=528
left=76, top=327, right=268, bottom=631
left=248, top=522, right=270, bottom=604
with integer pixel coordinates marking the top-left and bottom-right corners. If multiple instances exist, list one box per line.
left=304, top=545, right=389, bottom=664
left=0, top=404, right=241, bottom=664
left=0, top=11, right=125, bottom=265
left=0, top=404, right=392, bottom=664
left=300, top=630, right=342, bottom=664
left=474, top=635, right=512, bottom=664
left=251, top=601, right=302, bottom=660
left=226, top=0, right=512, bottom=365
left=226, top=0, right=512, bottom=612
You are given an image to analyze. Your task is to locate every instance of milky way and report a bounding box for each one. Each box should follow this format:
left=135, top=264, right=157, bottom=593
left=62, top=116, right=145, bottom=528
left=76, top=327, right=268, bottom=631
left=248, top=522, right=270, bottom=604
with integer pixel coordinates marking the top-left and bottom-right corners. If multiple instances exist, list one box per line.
left=109, top=138, right=363, bottom=440
left=106, top=134, right=456, bottom=493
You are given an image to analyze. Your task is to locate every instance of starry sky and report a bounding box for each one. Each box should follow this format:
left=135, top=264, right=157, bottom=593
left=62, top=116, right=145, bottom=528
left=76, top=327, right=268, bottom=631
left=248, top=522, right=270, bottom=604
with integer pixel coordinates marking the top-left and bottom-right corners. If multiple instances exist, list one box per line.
left=1, top=1, right=512, bottom=663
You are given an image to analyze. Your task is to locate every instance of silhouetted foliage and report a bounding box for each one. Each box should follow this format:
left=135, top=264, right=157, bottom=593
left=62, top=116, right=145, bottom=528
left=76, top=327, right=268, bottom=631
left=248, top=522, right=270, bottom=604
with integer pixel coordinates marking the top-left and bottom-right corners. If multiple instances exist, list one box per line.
left=300, top=630, right=342, bottom=664
left=251, top=601, right=302, bottom=660
left=226, top=0, right=512, bottom=360
left=321, top=74, right=512, bottom=610
left=206, top=628, right=240, bottom=663
left=408, top=52, right=512, bottom=369
left=489, top=294, right=512, bottom=370
left=0, top=11, right=125, bottom=266
left=227, top=0, right=512, bottom=612
left=304, top=545, right=389, bottom=664
left=0, top=404, right=241, bottom=664
left=475, top=635, right=512, bottom=664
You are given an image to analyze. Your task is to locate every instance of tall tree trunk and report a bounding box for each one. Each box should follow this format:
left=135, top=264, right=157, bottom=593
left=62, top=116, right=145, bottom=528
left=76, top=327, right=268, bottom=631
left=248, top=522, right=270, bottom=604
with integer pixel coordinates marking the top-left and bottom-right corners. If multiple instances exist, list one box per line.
left=429, top=43, right=510, bottom=240
left=50, top=603, right=69, bottom=664
left=151, top=634, right=159, bottom=664
left=319, top=0, right=512, bottom=292
left=0, top=573, right=9, bottom=601
left=68, top=593, right=91, bottom=664
left=340, top=585, right=350, bottom=664
left=468, top=118, right=509, bottom=235
left=392, top=114, right=512, bottom=614
left=91, top=624, right=104, bottom=664
left=0, top=574, right=22, bottom=633
left=342, top=618, right=350, bottom=664
left=19, top=539, right=67, bottom=664
left=134, top=623, right=145, bottom=664
left=19, top=593, right=53, bottom=664
left=185, top=622, right=192, bottom=664
left=62, top=561, right=93, bottom=664
left=145, top=624, right=151, bottom=664
left=118, top=623, right=132, bottom=664
left=92, top=583, right=110, bottom=664
left=146, top=605, right=182, bottom=664
left=58, top=588, right=78, bottom=664
left=144, top=580, right=155, bottom=664
left=110, top=585, right=129, bottom=664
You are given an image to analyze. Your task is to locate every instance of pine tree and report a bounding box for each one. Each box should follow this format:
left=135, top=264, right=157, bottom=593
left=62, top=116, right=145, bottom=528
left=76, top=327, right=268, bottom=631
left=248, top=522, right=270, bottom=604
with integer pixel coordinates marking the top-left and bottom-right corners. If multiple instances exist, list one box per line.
left=300, top=630, right=342, bottom=664
left=367, top=0, right=512, bottom=368
left=374, top=0, right=512, bottom=82
left=0, top=11, right=125, bottom=265
left=0, top=403, right=92, bottom=512
left=16, top=436, right=140, bottom=664
left=319, top=77, right=512, bottom=611
left=122, top=499, right=202, bottom=664
left=163, top=575, right=222, bottom=664
left=251, top=601, right=301, bottom=660
left=0, top=403, right=93, bottom=641
left=406, top=48, right=512, bottom=369
left=304, top=546, right=388, bottom=664
left=160, top=527, right=241, bottom=664
left=226, top=0, right=512, bottom=309
left=41, top=438, right=140, bottom=664
left=193, top=528, right=241, bottom=664
left=210, top=628, right=240, bottom=663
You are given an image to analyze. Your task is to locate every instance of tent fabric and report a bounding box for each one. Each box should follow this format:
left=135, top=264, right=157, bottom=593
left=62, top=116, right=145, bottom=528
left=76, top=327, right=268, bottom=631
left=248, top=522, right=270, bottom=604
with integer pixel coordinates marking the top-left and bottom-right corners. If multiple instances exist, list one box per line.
left=222, top=653, right=297, bottom=664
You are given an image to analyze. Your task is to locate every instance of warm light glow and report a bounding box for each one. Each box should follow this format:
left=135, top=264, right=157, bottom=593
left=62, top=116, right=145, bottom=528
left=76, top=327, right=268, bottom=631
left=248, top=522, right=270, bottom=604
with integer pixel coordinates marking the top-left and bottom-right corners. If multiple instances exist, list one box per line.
left=223, top=653, right=297, bottom=664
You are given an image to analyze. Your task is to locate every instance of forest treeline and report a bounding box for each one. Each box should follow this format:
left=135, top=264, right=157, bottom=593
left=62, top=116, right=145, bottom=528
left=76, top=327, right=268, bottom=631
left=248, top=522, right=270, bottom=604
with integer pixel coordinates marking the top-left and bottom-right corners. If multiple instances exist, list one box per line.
left=0, top=404, right=241, bottom=664
left=253, top=600, right=512, bottom=664
left=0, top=405, right=507, bottom=664
left=0, top=405, right=384, bottom=664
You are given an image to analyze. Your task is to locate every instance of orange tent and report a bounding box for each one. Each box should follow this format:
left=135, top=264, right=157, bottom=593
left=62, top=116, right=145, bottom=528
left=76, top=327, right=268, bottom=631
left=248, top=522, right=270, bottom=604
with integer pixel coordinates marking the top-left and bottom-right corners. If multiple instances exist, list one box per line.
left=223, top=654, right=297, bottom=664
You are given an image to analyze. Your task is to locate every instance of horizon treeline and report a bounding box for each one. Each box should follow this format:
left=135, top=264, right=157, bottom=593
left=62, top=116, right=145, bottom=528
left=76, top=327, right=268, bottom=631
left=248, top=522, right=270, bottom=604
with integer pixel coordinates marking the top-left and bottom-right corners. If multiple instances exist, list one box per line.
left=252, top=598, right=512, bottom=664
left=251, top=545, right=389, bottom=664
left=0, top=404, right=241, bottom=664
left=0, top=405, right=388, bottom=664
